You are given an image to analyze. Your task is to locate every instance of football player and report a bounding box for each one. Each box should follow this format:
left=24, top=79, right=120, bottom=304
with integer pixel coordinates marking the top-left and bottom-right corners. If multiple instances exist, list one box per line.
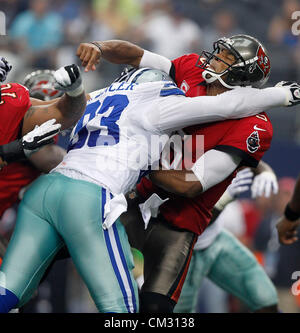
left=276, top=174, right=300, bottom=245
left=174, top=165, right=279, bottom=313
left=0, top=61, right=296, bottom=313
left=78, top=35, right=300, bottom=312
left=0, top=60, right=62, bottom=172
left=0, top=61, right=86, bottom=219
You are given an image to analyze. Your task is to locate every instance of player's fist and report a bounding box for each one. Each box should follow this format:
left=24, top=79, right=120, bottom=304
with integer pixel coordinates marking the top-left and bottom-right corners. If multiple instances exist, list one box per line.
left=76, top=42, right=102, bottom=72
left=275, top=81, right=300, bottom=107
left=22, top=119, right=61, bottom=156
left=0, top=57, right=12, bottom=82
left=276, top=216, right=300, bottom=245
left=54, top=64, right=84, bottom=96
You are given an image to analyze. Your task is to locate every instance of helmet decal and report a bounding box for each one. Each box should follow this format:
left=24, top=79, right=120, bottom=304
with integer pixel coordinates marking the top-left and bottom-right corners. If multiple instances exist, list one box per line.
left=257, top=46, right=270, bottom=76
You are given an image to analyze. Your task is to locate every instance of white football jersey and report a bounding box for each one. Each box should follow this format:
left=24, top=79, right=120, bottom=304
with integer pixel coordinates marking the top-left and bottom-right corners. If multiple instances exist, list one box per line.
left=53, top=81, right=185, bottom=195
left=53, top=80, right=286, bottom=195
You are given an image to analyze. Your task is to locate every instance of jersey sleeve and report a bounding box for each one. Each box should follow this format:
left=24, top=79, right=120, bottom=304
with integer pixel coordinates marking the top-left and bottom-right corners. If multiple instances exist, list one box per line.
left=171, top=54, right=199, bottom=84
left=214, top=113, right=273, bottom=168
left=0, top=83, right=31, bottom=143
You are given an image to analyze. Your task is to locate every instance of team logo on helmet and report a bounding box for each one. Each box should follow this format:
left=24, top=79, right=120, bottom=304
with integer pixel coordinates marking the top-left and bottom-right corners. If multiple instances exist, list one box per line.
left=246, top=131, right=260, bottom=153
left=257, top=47, right=270, bottom=76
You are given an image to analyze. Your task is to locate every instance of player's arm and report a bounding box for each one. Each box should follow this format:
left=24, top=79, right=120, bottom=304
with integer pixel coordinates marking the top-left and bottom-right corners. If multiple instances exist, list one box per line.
left=76, top=40, right=172, bottom=74
left=150, top=149, right=242, bottom=198
left=28, top=144, right=66, bottom=173
left=150, top=86, right=297, bottom=133
left=211, top=160, right=278, bottom=225
left=0, top=119, right=61, bottom=165
left=276, top=174, right=300, bottom=245
left=22, top=64, right=86, bottom=135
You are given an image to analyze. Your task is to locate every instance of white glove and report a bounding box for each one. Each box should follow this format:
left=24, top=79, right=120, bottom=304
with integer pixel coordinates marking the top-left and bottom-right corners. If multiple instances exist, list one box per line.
left=0, top=57, right=12, bottom=82
left=54, top=64, right=83, bottom=97
left=251, top=171, right=278, bottom=198
left=227, top=168, right=254, bottom=198
left=275, top=81, right=300, bottom=107
left=214, top=168, right=253, bottom=211
left=22, top=119, right=61, bottom=157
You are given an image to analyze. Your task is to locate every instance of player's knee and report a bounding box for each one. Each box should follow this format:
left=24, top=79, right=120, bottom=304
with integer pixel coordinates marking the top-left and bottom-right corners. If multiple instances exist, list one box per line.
left=140, top=292, right=176, bottom=313
left=245, top=267, right=278, bottom=311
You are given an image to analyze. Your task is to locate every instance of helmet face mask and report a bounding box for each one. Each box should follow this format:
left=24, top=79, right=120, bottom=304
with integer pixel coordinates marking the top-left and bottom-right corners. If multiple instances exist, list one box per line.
left=196, top=35, right=271, bottom=89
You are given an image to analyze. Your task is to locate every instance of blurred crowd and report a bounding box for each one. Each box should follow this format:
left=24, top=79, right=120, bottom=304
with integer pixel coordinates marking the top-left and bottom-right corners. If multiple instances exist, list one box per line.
left=1, top=0, right=300, bottom=140
left=1, top=0, right=300, bottom=313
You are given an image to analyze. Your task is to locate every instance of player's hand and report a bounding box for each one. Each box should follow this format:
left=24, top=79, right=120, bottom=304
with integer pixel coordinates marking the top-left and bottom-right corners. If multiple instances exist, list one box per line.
left=251, top=171, right=278, bottom=198
left=0, top=57, right=12, bottom=82
left=227, top=168, right=254, bottom=198
left=76, top=42, right=101, bottom=72
left=276, top=216, right=300, bottom=245
left=22, top=119, right=61, bottom=157
left=275, top=81, right=300, bottom=107
left=54, top=64, right=83, bottom=95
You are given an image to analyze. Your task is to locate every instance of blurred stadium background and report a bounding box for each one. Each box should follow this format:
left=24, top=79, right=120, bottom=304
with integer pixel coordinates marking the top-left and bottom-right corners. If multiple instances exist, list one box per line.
left=1, top=0, right=300, bottom=313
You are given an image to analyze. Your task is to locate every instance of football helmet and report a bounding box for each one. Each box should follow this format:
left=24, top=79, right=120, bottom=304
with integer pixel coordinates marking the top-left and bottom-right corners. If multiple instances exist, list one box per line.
left=114, top=67, right=174, bottom=84
left=196, top=34, right=271, bottom=89
left=23, top=69, right=64, bottom=101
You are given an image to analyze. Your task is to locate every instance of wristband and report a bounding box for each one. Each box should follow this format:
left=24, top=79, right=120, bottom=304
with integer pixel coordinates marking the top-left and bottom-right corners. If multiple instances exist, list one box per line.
left=284, top=204, right=300, bottom=222
left=90, top=42, right=103, bottom=56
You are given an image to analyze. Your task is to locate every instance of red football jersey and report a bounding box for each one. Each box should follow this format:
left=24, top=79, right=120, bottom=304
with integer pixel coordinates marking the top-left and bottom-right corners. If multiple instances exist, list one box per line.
left=0, top=83, right=40, bottom=217
left=137, top=53, right=273, bottom=235
left=171, top=53, right=207, bottom=97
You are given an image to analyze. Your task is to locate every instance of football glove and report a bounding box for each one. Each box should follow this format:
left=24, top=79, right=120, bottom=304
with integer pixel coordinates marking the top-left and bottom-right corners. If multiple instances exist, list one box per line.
left=251, top=171, right=278, bottom=198
left=0, top=57, right=12, bottom=82
left=275, top=81, right=300, bottom=107
left=22, top=119, right=61, bottom=157
left=227, top=168, right=254, bottom=198
left=54, top=64, right=84, bottom=97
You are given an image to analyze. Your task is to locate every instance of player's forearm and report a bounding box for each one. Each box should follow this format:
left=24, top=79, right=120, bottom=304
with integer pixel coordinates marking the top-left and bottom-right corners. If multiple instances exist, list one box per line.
left=0, top=140, right=25, bottom=163
left=253, top=160, right=275, bottom=176
left=54, top=92, right=86, bottom=130
left=288, top=175, right=300, bottom=214
left=29, top=144, right=66, bottom=173
left=94, top=40, right=144, bottom=67
left=149, top=170, right=203, bottom=198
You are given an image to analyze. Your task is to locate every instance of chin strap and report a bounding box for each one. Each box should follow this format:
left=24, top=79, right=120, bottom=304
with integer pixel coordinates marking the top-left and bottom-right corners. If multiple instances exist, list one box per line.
left=202, top=69, right=240, bottom=90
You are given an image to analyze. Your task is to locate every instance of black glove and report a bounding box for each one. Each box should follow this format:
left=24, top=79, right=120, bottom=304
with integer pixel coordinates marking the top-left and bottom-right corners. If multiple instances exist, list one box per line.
left=0, top=57, right=12, bottom=82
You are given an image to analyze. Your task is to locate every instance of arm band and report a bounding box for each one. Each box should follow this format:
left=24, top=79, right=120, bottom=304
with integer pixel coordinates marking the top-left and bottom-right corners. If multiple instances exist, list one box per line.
left=284, top=204, right=300, bottom=222
left=0, top=139, right=25, bottom=163
left=140, top=49, right=172, bottom=74
left=90, top=42, right=103, bottom=56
